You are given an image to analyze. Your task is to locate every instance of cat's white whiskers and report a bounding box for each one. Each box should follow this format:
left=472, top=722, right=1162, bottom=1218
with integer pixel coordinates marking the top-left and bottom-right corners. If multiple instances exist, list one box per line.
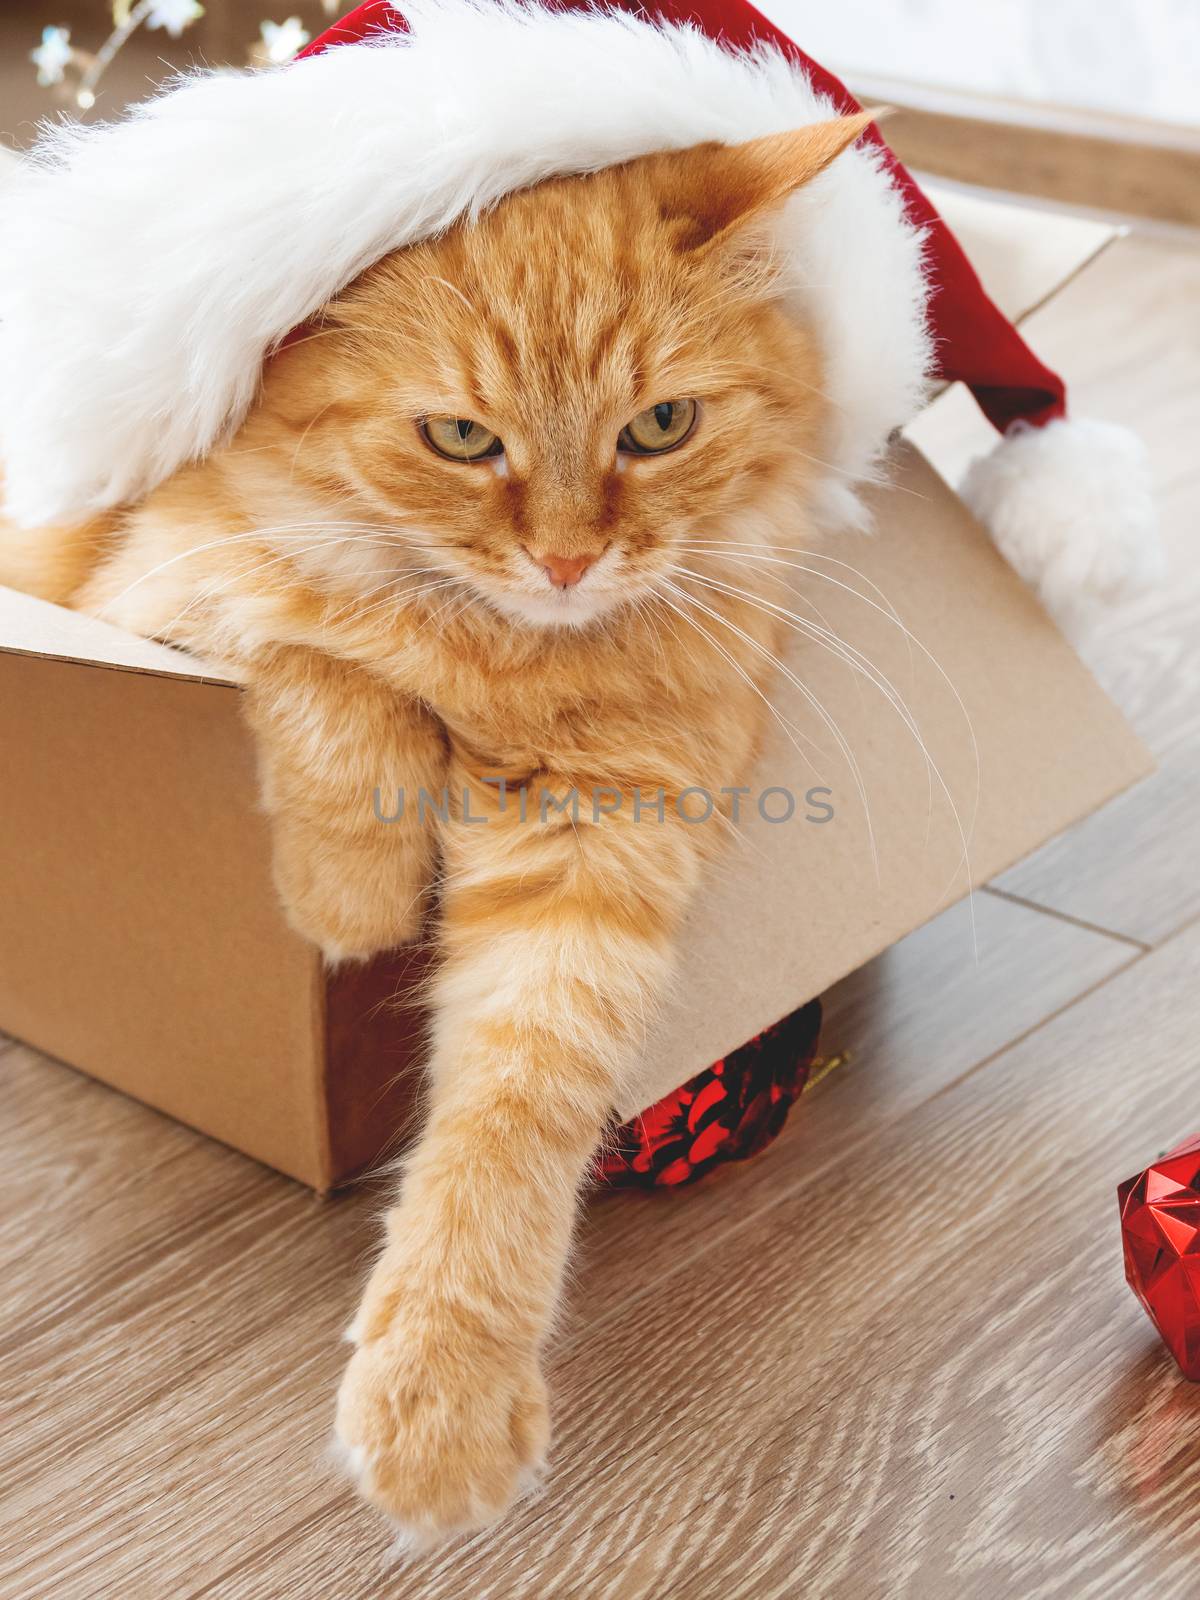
left=674, top=564, right=974, bottom=910
left=678, top=543, right=924, bottom=810
left=647, top=587, right=823, bottom=866
left=678, top=543, right=980, bottom=940
left=627, top=592, right=669, bottom=681
left=325, top=566, right=454, bottom=624
left=288, top=400, right=341, bottom=481
left=660, top=575, right=879, bottom=881
left=680, top=540, right=926, bottom=817
left=101, top=521, right=407, bottom=610
left=422, top=274, right=478, bottom=316
left=678, top=541, right=920, bottom=691
left=677, top=543, right=848, bottom=654
left=144, top=530, right=435, bottom=644
left=651, top=585, right=823, bottom=776
left=407, top=580, right=474, bottom=640
left=349, top=577, right=465, bottom=630
left=619, top=592, right=757, bottom=855
left=680, top=542, right=980, bottom=838
left=269, top=320, right=340, bottom=354
left=676, top=562, right=916, bottom=724
left=151, top=533, right=382, bottom=642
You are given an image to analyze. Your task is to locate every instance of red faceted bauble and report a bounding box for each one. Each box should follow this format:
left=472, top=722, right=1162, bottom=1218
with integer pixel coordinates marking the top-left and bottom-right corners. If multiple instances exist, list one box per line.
left=1118, top=1133, right=1200, bottom=1380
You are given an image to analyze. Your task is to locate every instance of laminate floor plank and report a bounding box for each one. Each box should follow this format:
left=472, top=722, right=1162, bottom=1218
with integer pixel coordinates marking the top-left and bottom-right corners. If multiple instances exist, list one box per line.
left=0, top=893, right=1134, bottom=1599
left=181, top=900, right=1141, bottom=1600
left=387, top=926, right=1196, bottom=1600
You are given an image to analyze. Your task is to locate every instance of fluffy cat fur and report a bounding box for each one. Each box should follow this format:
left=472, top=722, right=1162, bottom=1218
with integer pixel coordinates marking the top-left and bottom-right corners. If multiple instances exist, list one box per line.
left=2, top=116, right=874, bottom=1544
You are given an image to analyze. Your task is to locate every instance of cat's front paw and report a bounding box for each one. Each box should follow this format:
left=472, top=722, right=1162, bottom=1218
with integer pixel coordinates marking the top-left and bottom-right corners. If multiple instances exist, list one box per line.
left=334, top=1312, right=550, bottom=1548
left=273, top=831, right=427, bottom=964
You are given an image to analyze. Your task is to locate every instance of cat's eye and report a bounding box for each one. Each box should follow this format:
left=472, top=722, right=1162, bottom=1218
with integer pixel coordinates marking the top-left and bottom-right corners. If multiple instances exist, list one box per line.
left=618, top=399, right=698, bottom=455
left=420, top=416, right=504, bottom=462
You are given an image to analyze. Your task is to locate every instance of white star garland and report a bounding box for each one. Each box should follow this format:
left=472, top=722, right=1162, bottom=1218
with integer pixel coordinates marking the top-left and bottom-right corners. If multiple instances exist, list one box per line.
left=29, top=25, right=74, bottom=87
left=259, top=17, right=312, bottom=64
left=30, top=2, right=321, bottom=113
left=146, top=0, right=206, bottom=39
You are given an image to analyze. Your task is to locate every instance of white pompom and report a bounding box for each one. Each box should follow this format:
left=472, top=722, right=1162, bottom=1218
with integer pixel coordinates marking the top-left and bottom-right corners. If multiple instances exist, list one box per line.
left=961, top=417, right=1164, bottom=624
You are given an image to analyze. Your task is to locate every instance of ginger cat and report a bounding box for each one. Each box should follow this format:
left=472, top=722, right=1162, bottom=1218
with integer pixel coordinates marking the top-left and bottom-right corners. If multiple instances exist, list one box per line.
left=3, top=114, right=872, bottom=1544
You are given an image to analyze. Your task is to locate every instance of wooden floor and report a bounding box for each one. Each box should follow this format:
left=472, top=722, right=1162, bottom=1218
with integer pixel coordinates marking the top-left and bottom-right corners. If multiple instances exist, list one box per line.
left=3, top=229, right=1199, bottom=1600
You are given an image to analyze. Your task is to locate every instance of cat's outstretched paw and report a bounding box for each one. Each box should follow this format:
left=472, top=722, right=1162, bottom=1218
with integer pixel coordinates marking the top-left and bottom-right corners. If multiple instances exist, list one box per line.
left=334, top=1316, right=550, bottom=1548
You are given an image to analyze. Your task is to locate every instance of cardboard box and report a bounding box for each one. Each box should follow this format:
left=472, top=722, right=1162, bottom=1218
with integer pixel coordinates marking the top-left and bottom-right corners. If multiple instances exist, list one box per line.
left=0, top=191, right=1152, bottom=1189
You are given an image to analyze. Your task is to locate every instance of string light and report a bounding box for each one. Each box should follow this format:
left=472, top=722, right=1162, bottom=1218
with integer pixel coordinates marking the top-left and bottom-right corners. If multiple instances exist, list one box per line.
left=29, top=2, right=330, bottom=113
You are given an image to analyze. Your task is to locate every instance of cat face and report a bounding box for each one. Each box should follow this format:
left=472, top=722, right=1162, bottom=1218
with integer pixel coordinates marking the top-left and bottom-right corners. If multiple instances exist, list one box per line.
left=254, top=117, right=871, bottom=630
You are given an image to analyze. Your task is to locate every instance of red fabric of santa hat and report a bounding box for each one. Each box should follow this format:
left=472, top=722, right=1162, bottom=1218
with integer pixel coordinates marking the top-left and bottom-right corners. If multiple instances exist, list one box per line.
left=0, top=0, right=1160, bottom=616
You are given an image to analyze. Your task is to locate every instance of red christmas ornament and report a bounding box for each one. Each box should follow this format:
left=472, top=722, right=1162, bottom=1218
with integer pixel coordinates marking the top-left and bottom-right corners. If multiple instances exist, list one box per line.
left=1118, top=1133, right=1200, bottom=1380
left=596, top=1000, right=822, bottom=1189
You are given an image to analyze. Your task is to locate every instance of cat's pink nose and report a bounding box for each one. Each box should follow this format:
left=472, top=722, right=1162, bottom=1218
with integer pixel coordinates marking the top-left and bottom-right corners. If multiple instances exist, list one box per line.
left=538, top=552, right=595, bottom=589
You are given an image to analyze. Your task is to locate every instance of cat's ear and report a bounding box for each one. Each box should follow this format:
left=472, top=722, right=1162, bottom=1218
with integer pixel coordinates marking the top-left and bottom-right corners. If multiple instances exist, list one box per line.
left=659, top=111, right=880, bottom=254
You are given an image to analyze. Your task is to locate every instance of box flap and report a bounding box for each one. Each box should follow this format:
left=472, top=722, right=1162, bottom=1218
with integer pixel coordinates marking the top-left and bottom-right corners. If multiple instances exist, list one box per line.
left=618, top=440, right=1152, bottom=1115
left=923, top=179, right=1119, bottom=327
left=0, top=582, right=233, bottom=684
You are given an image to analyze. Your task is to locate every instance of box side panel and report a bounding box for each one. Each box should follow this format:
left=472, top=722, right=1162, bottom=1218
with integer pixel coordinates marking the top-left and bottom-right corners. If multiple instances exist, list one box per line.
left=617, top=442, right=1152, bottom=1116
left=0, top=654, right=327, bottom=1185
left=322, top=944, right=434, bottom=1188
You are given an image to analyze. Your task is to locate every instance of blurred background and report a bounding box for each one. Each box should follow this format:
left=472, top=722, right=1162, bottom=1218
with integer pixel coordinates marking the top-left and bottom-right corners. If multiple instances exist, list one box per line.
left=1, top=1, right=337, bottom=141
left=764, top=0, right=1200, bottom=125
left=3, top=0, right=1198, bottom=225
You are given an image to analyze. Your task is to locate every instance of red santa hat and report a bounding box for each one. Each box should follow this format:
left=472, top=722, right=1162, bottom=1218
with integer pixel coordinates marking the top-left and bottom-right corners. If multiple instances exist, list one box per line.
left=0, top=0, right=1159, bottom=616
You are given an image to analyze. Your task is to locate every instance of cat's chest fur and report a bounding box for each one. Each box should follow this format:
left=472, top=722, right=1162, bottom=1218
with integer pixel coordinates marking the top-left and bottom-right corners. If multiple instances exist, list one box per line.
left=384, top=610, right=669, bottom=776
left=359, top=597, right=752, bottom=795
